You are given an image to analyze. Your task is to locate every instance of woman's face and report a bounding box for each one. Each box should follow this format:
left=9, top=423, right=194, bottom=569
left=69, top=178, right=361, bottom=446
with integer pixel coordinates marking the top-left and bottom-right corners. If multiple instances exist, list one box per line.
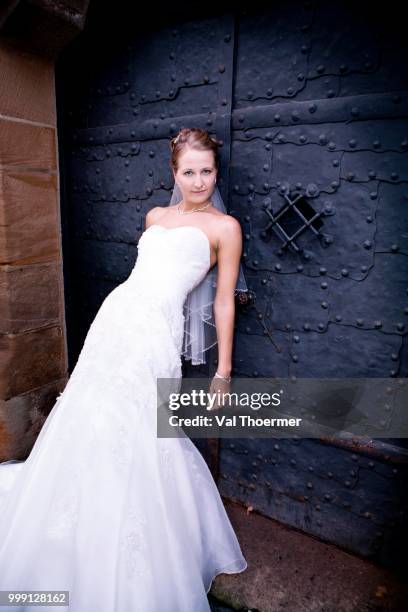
left=173, top=145, right=217, bottom=204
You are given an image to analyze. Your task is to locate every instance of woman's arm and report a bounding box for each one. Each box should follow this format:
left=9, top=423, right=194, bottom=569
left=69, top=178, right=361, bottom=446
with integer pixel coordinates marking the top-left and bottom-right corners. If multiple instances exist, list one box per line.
left=213, top=217, right=243, bottom=377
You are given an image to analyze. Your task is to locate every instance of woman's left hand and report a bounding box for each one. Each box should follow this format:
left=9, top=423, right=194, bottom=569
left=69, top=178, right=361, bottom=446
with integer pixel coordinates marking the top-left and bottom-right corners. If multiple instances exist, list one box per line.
left=207, top=375, right=231, bottom=411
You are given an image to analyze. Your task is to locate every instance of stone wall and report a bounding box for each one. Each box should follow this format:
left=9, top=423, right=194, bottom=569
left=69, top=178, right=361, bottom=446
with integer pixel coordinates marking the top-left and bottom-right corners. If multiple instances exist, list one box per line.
left=0, top=40, right=67, bottom=459
left=0, top=0, right=90, bottom=460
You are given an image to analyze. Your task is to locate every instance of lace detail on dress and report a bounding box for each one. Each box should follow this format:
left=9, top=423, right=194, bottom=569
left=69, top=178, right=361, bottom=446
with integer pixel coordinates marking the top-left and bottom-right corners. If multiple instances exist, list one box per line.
left=110, top=424, right=132, bottom=469
left=119, top=504, right=149, bottom=580
left=165, top=306, right=185, bottom=355
left=184, top=447, right=213, bottom=489
left=47, top=469, right=80, bottom=540
left=157, top=439, right=175, bottom=479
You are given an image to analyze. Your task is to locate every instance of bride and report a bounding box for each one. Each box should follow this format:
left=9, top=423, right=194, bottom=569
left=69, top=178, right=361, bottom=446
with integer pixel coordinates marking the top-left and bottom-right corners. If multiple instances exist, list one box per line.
left=0, top=127, right=248, bottom=611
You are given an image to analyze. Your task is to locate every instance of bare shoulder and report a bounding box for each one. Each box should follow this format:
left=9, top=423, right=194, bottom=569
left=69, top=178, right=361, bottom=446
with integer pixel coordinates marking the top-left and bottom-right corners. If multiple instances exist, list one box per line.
left=145, top=206, right=168, bottom=227
left=210, top=213, right=243, bottom=257
left=215, top=214, right=243, bottom=240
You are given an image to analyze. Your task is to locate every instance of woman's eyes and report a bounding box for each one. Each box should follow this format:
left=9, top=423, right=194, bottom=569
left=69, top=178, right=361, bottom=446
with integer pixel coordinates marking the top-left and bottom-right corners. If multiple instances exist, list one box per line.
left=184, top=170, right=212, bottom=175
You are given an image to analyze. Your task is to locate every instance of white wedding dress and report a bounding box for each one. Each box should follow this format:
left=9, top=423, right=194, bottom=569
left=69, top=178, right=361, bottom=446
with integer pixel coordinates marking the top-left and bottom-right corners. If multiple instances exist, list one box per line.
left=0, top=224, right=247, bottom=612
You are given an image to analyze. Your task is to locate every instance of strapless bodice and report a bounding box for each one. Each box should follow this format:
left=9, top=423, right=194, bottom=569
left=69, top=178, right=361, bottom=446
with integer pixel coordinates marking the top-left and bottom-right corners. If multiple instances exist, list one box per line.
left=126, top=224, right=211, bottom=311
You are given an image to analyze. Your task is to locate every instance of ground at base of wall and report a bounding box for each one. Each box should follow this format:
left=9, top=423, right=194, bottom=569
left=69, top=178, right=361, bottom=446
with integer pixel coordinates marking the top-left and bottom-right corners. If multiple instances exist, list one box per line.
left=208, top=594, right=239, bottom=611
left=211, top=500, right=407, bottom=612
left=209, top=593, right=258, bottom=611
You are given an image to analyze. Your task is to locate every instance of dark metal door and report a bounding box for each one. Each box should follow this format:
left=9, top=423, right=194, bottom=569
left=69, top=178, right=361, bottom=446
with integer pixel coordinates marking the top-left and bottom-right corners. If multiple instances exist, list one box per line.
left=57, top=0, right=408, bottom=568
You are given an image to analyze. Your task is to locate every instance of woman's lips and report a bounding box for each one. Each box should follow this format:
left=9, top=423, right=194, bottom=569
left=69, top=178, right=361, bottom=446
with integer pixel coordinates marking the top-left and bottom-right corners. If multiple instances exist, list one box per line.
left=192, top=190, right=206, bottom=193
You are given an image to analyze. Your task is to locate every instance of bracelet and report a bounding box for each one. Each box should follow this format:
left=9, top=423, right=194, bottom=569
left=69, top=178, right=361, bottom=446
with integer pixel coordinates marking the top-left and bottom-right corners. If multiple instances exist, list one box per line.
left=214, top=371, right=232, bottom=383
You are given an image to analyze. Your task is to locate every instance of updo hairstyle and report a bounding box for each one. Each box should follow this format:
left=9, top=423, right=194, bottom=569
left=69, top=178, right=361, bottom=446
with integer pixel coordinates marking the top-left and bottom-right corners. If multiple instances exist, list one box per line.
left=169, top=127, right=221, bottom=171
